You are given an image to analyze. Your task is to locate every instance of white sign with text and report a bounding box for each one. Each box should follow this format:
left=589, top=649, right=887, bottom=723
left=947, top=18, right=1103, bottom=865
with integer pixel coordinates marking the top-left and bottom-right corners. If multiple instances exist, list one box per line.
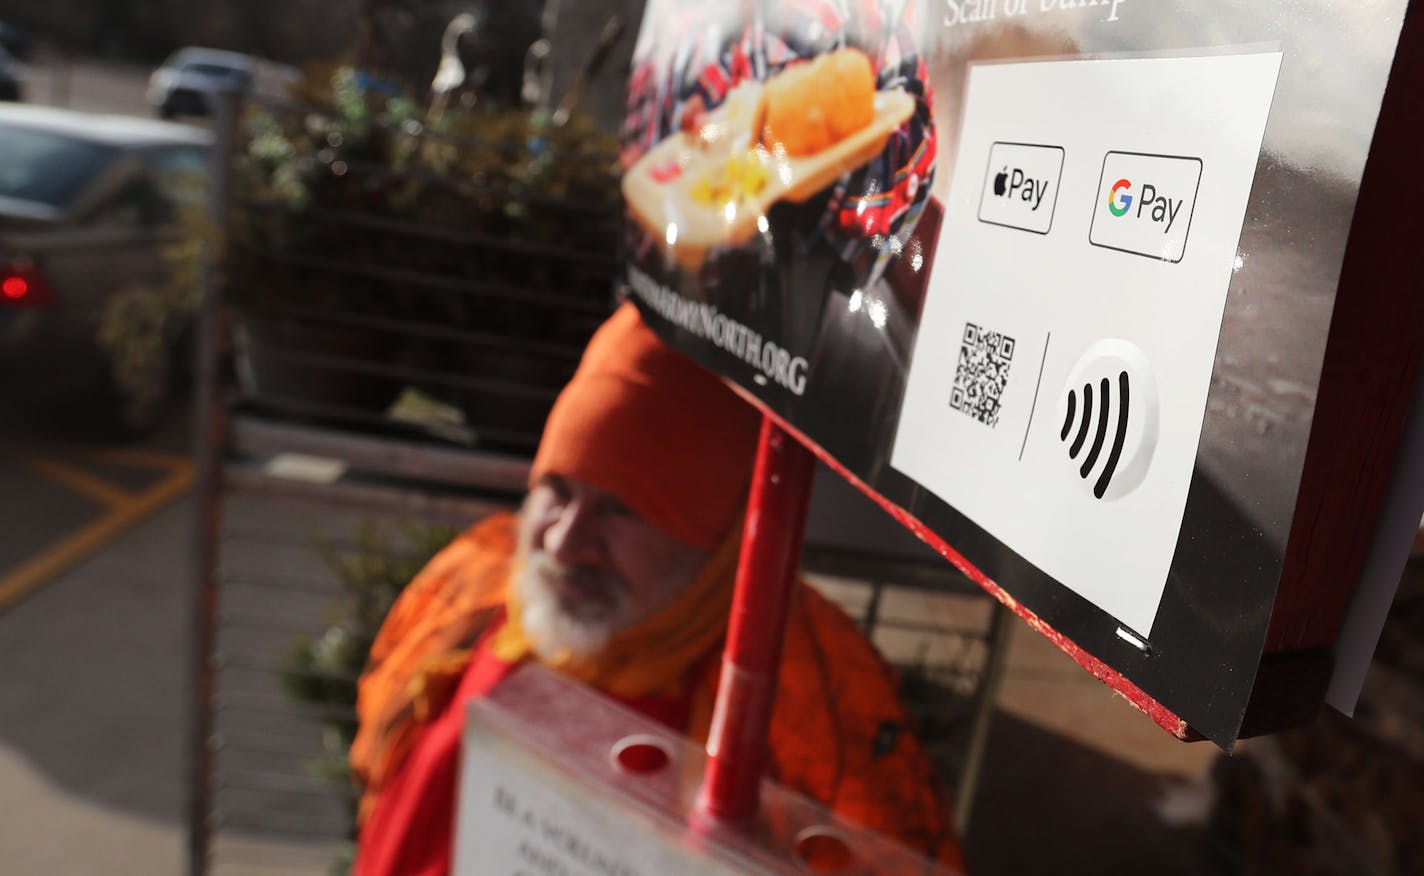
left=893, top=52, right=1282, bottom=635
left=454, top=724, right=736, bottom=876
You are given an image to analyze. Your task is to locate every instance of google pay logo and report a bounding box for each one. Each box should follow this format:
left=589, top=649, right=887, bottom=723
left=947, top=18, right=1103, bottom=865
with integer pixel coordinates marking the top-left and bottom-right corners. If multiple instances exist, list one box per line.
left=1089, top=152, right=1202, bottom=263
left=1107, top=179, right=1133, bottom=216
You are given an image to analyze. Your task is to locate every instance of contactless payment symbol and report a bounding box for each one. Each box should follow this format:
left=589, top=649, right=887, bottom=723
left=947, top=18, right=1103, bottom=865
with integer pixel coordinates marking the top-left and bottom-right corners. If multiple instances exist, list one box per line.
left=979, top=141, right=1065, bottom=235
left=1057, top=340, right=1159, bottom=501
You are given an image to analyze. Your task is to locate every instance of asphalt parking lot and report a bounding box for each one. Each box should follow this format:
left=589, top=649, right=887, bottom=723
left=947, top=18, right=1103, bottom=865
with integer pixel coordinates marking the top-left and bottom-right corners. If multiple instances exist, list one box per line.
left=0, top=393, right=199, bottom=876
left=0, top=50, right=199, bottom=609
left=0, top=438, right=191, bottom=612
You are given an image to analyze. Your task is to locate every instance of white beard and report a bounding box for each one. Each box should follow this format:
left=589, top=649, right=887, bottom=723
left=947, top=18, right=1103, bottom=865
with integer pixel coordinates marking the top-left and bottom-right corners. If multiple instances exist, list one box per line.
left=515, top=551, right=635, bottom=662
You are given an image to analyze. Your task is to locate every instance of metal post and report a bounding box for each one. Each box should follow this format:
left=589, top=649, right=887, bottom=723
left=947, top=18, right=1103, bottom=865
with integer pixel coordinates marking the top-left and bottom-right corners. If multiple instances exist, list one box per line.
left=954, top=599, right=1012, bottom=839
left=51, top=50, right=73, bottom=107
left=862, top=579, right=885, bottom=637
left=186, top=87, right=238, bottom=876
left=697, top=416, right=816, bottom=822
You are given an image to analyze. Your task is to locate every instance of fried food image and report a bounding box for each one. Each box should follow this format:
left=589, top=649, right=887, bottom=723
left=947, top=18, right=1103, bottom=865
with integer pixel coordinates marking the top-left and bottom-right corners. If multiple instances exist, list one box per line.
left=623, top=47, right=915, bottom=269
left=757, top=49, right=877, bottom=157
left=691, top=150, right=770, bottom=207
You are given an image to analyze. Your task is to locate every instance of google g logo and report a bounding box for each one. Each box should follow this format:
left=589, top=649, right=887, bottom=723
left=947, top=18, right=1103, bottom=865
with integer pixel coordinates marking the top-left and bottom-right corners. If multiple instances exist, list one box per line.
left=1107, top=178, right=1133, bottom=217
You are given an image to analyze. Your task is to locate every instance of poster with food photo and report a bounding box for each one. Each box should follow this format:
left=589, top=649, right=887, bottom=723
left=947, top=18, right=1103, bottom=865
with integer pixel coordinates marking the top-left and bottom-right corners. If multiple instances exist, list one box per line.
left=621, top=0, right=939, bottom=470
left=620, top=0, right=1420, bottom=746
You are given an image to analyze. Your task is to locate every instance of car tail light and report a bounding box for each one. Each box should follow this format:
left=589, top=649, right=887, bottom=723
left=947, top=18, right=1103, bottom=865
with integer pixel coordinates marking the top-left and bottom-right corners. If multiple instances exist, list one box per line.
left=0, top=257, right=52, bottom=308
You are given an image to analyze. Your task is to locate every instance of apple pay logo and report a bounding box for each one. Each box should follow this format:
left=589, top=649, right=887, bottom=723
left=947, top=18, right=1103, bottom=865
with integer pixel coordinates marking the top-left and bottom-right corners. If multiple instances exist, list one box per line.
left=978, top=142, right=1065, bottom=236
left=1089, top=151, right=1203, bottom=263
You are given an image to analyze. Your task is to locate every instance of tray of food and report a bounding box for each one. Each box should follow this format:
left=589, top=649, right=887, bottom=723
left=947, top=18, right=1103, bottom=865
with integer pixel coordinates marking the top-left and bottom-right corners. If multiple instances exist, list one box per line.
left=623, top=48, right=916, bottom=270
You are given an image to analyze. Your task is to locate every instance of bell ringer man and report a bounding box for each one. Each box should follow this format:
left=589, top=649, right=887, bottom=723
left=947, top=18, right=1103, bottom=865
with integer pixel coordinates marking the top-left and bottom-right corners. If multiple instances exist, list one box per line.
left=349, top=302, right=964, bottom=874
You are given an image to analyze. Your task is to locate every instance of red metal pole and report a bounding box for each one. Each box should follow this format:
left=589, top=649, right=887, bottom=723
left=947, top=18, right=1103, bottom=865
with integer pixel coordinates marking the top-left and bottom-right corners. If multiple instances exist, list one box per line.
left=698, top=414, right=816, bottom=822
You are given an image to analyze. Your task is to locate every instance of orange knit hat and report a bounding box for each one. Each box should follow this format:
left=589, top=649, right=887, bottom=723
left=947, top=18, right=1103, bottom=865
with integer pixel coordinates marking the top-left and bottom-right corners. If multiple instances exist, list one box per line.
left=530, top=302, right=762, bottom=550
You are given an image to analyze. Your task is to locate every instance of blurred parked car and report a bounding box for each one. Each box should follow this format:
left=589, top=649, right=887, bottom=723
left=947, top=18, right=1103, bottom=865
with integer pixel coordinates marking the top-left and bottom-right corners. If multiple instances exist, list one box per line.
left=0, top=105, right=210, bottom=435
left=0, top=45, right=23, bottom=101
left=0, top=21, right=31, bottom=62
left=147, top=47, right=251, bottom=118
left=147, top=46, right=297, bottom=118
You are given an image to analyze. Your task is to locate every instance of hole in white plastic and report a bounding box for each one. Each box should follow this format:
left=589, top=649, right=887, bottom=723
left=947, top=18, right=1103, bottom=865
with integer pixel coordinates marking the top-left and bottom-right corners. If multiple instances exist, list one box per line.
left=611, top=735, right=670, bottom=775
left=793, top=827, right=854, bottom=874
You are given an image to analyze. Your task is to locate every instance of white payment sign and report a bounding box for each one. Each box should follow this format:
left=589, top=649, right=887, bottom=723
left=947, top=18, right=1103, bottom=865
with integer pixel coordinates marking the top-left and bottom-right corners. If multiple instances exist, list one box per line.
left=893, top=53, right=1282, bottom=636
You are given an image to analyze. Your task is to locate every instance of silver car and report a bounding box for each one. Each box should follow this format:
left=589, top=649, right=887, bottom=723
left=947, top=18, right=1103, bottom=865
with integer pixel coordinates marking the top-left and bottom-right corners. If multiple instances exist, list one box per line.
left=147, top=46, right=253, bottom=119
left=0, top=105, right=211, bottom=435
left=148, top=47, right=296, bottom=119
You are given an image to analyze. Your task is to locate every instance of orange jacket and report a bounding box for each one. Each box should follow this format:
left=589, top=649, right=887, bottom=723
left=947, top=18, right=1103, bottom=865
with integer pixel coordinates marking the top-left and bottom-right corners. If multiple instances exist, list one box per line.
left=352, top=513, right=963, bottom=873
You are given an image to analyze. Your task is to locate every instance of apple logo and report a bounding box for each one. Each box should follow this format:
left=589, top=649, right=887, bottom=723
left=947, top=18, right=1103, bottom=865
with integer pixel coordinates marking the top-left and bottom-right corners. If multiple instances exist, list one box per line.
left=993, top=167, right=1008, bottom=197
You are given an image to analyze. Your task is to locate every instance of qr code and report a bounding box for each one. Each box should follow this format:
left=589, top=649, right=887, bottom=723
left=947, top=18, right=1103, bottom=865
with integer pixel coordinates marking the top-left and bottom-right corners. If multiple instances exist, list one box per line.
left=949, top=322, right=1015, bottom=427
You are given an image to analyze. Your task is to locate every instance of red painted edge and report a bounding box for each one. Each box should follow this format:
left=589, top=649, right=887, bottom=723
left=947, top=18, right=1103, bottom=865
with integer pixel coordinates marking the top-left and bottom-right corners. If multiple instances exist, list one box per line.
left=727, top=385, right=1194, bottom=742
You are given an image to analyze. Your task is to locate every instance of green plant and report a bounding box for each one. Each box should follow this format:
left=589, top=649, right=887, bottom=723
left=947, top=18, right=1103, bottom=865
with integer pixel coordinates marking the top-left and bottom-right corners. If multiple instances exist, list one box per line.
left=97, top=184, right=214, bottom=418
left=229, top=64, right=622, bottom=295
left=224, top=64, right=620, bottom=444
left=278, top=519, right=459, bottom=839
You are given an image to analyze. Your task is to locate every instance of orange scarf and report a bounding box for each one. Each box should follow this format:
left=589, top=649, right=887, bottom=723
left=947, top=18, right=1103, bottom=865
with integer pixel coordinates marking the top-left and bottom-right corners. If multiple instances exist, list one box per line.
left=350, top=512, right=742, bottom=821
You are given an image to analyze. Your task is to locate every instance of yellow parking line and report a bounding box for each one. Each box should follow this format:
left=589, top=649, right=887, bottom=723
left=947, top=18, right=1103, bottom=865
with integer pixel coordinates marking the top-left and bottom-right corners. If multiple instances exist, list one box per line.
left=78, top=447, right=191, bottom=472
left=26, top=457, right=137, bottom=510
left=0, top=461, right=194, bottom=613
